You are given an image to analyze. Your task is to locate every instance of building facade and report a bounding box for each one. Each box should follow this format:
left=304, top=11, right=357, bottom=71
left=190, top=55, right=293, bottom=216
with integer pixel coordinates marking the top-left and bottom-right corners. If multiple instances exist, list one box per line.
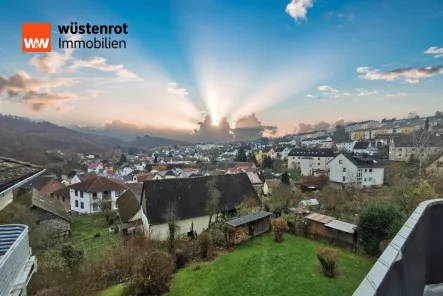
left=287, top=148, right=335, bottom=176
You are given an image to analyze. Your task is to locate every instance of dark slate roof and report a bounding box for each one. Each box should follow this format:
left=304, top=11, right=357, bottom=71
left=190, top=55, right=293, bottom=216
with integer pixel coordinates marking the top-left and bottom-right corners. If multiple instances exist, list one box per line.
left=226, top=211, right=272, bottom=227
left=393, top=133, right=443, bottom=147
left=143, top=174, right=259, bottom=225
left=353, top=141, right=370, bottom=150
left=21, top=176, right=57, bottom=191
left=216, top=161, right=236, bottom=170
left=69, top=176, right=128, bottom=193
left=262, top=147, right=273, bottom=153
left=341, top=153, right=384, bottom=168
left=0, top=157, right=44, bottom=193
left=274, top=147, right=285, bottom=153
left=117, top=186, right=142, bottom=223
left=288, top=148, right=335, bottom=157
left=30, top=189, right=72, bottom=222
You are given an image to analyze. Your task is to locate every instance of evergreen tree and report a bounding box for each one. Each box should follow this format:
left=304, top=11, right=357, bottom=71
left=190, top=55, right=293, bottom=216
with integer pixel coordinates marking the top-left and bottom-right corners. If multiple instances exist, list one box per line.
left=154, top=154, right=158, bottom=163
left=425, top=118, right=429, bottom=130
left=235, top=145, right=248, bottom=162
left=118, top=153, right=127, bottom=165
left=281, top=172, right=290, bottom=185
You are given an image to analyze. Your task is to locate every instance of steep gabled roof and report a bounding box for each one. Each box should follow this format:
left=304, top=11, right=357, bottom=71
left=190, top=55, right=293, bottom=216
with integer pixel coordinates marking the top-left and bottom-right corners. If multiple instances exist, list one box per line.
left=0, top=157, right=44, bottom=193
left=117, top=184, right=142, bottom=223
left=30, top=189, right=72, bottom=222
left=69, top=176, right=128, bottom=193
left=143, top=174, right=259, bottom=225
left=21, top=176, right=56, bottom=191
left=353, top=141, right=370, bottom=150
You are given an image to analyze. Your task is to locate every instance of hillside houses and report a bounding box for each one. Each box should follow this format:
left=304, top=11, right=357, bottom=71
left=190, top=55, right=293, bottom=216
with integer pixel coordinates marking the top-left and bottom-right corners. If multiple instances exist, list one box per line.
left=389, top=133, right=443, bottom=162
left=287, top=148, right=336, bottom=176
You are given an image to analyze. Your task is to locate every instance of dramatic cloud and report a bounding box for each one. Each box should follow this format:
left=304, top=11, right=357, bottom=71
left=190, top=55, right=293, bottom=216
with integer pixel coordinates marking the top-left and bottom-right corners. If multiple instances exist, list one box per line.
left=167, top=82, right=188, bottom=96
left=68, top=57, right=139, bottom=81
left=193, top=114, right=233, bottom=143
left=293, top=121, right=331, bottom=134
left=357, top=65, right=443, bottom=83
left=425, top=47, right=443, bottom=58
left=232, top=113, right=278, bottom=141
left=285, top=0, right=314, bottom=23
left=29, top=34, right=81, bottom=74
left=0, top=71, right=78, bottom=110
left=317, top=85, right=338, bottom=92
left=386, top=93, right=406, bottom=98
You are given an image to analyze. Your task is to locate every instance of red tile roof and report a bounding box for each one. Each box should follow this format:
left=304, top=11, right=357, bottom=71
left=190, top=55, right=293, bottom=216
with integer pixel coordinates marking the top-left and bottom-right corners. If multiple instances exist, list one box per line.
left=69, top=176, right=128, bottom=193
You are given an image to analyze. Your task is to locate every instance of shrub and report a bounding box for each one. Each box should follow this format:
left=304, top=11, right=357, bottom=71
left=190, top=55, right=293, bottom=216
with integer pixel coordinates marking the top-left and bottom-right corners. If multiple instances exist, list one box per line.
left=199, top=232, right=214, bottom=259
left=316, top=247, right=340, bottom=278
left=271, top=218, right=288, bottom=243
left=124, top=250, right=174, bottom=296
left=175, top=249, right=187, bottom=269
left=357, top=202, right=405, bottom=256
left=60, top=245, right=84, bottom=269
left=233, top=226, right=250, bottom=245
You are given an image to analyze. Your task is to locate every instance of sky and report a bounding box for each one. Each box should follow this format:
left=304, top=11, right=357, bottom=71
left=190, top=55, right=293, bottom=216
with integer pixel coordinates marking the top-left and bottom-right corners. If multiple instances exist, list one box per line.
left=0, top=0, right=442, bottom=142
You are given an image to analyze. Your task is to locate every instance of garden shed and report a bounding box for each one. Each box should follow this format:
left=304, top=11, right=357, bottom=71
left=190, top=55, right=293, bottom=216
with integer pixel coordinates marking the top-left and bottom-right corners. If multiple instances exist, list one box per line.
left=305, top=212, right=335, bottom=238
left=226, top=211, right=272, bottom=237
left=324, top=219, right=357, bottom=247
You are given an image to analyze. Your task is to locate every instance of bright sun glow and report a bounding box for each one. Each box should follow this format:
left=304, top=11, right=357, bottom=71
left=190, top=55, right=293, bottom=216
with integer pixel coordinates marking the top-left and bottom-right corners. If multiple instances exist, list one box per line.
left=212, top=114, right=220, bottom=126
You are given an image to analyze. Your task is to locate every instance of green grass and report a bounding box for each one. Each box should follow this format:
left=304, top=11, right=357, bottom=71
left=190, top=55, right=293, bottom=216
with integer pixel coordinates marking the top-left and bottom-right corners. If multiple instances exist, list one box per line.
left=97, top=284, right=125, bottom=296
left=166, top=234, right=374, bottom=296
left=37, top=214, right=121, bottom=269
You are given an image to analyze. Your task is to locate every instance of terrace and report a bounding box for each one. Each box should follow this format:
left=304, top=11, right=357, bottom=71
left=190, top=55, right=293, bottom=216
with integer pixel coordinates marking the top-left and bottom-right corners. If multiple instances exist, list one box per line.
left=0, top=224, right=36, bottom=296
left=354, top=199, right=443, bottom=296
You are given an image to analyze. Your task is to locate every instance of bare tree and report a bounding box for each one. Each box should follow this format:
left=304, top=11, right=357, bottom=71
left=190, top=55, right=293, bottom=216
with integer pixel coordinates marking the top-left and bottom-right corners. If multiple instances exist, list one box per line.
left=413, top=130, right=432, bottom=177
left=205, top=177, right=220, bottom=229
left=163, top=201, right=179, bottom=255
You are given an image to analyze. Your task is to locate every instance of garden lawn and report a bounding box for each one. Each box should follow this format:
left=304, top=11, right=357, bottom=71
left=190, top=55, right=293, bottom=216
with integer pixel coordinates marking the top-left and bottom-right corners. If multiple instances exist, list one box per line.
left=97, top=284, right=125, bottom=296
left=37, top=214, right=121, bottom=269
left=167, top=234, right=375, bottom=296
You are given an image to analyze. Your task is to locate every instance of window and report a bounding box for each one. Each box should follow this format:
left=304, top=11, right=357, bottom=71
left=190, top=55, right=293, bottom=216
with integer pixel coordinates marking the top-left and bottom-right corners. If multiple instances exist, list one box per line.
left=93, top=204, right=98, bottom=211
left=342, top=176, right=346, bottom=182
left=75, top=190, right=78, bottom=196
left=75, top=200, right=78, bottom=207
left=339, top=160, right=342, bottom=164
left=317, top=163, right=320, bottom=166
left=80, top=202, right=84, bottom=209
left=318, top=158, right=320, bottom=160
left=93, top=192, right=97, bottom=199
left=364, top=178, right=367, bottom=181
left=57, top=196, right=59, bottom=200
left=62, top=197, right=65, bottom=202
left=298, top=162, right=300, bottom=164
left=365, top=169, right=367, bottom=172
left=343, top=168, right=347, bottom=172
left=80, top=191, right=83, bottom=198
left=368, top=177, right=372, bottom=181
left=369, top=169, right=372, bottom=172
left=437, top=162, right=443, bottom=168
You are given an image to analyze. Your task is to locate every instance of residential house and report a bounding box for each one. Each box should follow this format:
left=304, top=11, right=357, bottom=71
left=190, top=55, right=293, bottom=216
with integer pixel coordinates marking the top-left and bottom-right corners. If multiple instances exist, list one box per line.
left=132, top=172, right=155, bottom=183
left=353, top=141, right=377, bottom=155
left=301, top=136, right=332, bottom=147
left=141, top=174, right=260, bottom=240
left=328, top=153, right=384, bottom=188
left=279, top=139, right=297, bottom=146
left=21, top=176, right=65, bottom=196
left=336, top=140, right=357, bottom=152
left=344, top=120, right=380, bottom=133
left=62, top=169, right=84, bottom=183
left=87, top=162, right=103, bottom=174
left=225, top=168, right=243, bottom=174
left=196, top=144, right=223, bottom=150
left=118, top=164, right=134, bottom=176
left=296, top=130, right=328, bottom=141
left=69, top=176, right=129, bottom=214
left=287, top=148, right=335, bottom=176
left=425, top=154, right=443, bottom=176
left=271, top=147, right=286, bottom=160
left=19, top=189, right=72, bottom=239
left=223, top=147, right=239, bottom=157
left=235, top=162, right=256, bottom=171
left=0, top=157, right=45, bottom=211
left=51, top=186, right=71, bottom=210
left=389, top=133, right=443, bottom=162
left=116, top=183, right=144, bottom=233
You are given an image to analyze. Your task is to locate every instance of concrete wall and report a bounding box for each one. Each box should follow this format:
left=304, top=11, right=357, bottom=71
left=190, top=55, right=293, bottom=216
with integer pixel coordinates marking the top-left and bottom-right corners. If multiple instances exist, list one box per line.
left=0, top=190, right=14, bottom=211
left=354, top=199, right=443, bottom=296
left=30, top=208, right=70, bottom=238
left=148, top=215, right=211, bottom=240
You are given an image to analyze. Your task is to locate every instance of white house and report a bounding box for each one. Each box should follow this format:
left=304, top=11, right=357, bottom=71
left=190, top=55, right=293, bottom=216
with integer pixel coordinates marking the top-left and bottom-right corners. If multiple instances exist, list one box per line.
left=389, top=133, right=443, bottom=162
left=134, top=162, right=147, bottom=171
left=301, top=136, right=332, bottom=147
left=287, top=148, right=336, bottom=176
left=328, top=153, right=384, bottom=188
left=140, top=174, right=259, bottom=240
left=118, top=165, right=134, bottom=177
left=279, top=139, right=297, bottom=146
left=69, top=176, right=129, bottom=214
left=223, top=147, right=239, bottom=157
left=87, top=163, right=103, bottom=174
left=336, top=141, right=357, bottom=152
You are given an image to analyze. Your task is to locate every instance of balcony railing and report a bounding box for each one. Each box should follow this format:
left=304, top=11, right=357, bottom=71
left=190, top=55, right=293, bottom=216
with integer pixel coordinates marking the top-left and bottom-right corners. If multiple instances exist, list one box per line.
left=354, top=199, right=443, bottom=296
left=0, top=224, right=37, bottom=296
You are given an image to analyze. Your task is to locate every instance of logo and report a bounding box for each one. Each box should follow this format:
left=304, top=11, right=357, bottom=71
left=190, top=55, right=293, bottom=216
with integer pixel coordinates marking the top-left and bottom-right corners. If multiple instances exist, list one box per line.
left=22, top=23, right=51, bottom=52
